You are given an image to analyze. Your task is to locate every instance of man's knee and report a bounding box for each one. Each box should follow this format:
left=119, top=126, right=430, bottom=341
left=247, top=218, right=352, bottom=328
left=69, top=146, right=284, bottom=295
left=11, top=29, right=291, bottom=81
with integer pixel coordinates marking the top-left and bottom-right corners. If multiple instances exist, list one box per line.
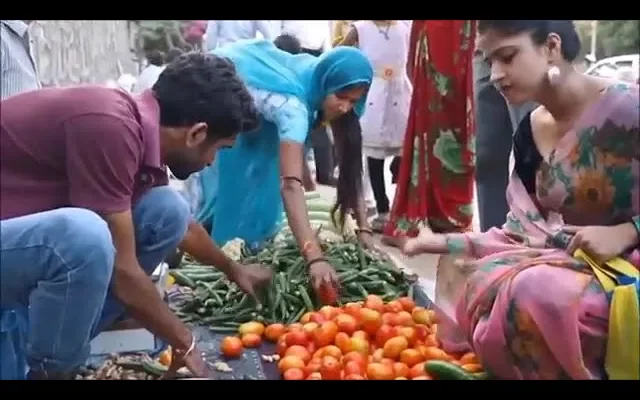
left=42, top=208, right=115, bottom=283
left=135, top=186, right=190, bottom=243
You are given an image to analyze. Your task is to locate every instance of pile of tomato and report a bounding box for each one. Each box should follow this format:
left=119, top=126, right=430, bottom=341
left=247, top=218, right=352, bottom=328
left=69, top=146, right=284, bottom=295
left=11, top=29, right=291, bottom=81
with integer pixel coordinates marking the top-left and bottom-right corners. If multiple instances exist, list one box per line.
left=218, top=294, right=483, bottom=380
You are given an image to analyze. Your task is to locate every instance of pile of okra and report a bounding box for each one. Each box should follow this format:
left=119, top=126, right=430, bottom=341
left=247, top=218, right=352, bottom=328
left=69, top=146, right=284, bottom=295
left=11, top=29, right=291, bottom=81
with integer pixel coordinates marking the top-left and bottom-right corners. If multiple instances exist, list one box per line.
left=170, top=238, right=412, bottom=332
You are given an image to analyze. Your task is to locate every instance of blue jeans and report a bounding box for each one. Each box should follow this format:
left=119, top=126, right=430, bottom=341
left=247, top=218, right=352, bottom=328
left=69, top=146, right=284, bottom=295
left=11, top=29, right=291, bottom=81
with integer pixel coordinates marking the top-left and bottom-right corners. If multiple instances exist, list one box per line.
left=0, top=186, right=189, bottom=379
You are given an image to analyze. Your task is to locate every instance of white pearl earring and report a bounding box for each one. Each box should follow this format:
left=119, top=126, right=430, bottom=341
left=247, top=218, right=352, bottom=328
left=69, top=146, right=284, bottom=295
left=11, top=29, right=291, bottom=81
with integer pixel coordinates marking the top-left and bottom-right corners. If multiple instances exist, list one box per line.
left=547, top=65, right=561, bottom=86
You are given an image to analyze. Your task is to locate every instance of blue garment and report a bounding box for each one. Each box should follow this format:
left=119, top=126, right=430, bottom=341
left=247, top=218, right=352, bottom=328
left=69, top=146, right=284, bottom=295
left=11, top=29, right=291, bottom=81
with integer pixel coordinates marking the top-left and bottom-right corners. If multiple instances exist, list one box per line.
left=0, top=186, right=189, bottom=379
left=200, top=40, right=373, bottom=247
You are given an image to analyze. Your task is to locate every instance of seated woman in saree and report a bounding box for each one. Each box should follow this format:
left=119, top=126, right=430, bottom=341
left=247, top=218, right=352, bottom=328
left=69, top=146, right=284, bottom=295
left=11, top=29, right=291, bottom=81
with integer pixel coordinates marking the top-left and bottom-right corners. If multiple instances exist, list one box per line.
left=397, top=20, right=640, bottom=379
left=185, top=41, right=375, bottom=297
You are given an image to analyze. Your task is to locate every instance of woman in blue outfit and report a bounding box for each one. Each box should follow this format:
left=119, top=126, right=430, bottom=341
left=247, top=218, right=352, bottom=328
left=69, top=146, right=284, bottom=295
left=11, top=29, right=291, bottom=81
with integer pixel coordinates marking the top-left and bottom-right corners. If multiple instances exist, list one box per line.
left=184, top=40, right=375, bottom=296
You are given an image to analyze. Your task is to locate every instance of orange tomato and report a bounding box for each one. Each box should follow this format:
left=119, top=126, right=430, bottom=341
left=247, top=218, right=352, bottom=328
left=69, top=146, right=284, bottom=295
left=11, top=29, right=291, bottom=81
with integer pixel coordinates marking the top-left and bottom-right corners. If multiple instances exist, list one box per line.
left=421, top=346, right=449, bottom=361
left=381, top=313, right=395, bottom=325
left=308, top=312, right=327, bottom=324
left=344, top=373, right=366, bottom=380
left=349, top=336, right=370, bottom=355
left=319, top=282, right=338, bottom=305
left=238, top=321, right=265, bottom=336
left=366, top=362, right=395, bottom=380
left=283, top=368, right=305, bottom=380
left=306, top=372, right=322, bottom=380
left=278, top=355, right=306, bottom=374
left=300, top=312, right=314, bottom=324
left=312, top=321, right=338, bottom=348
left=374, top=324, right=397, bottom=348
left=319, top=305, right=340, bottom=321
left=343, top=302, right=362, bottom=319
left=364, top=295, right=385, bottom=313
left=459, top=352, right=479, bottom=365
left=380, top=358, right=395, bottom=367
left=385, top=300, right=404, bottom=313
left=382, top=336, right=409, bottom=360
left=158, top=349, right=172, bottom=366
left=371, top=348, right=385, bottom=363
left=320, top=345, right=342, bottom=359
left=408, top=362, right=426, bottom=379
left=399, top=349, right=424, bottom=367
left=303, top=359, right=322, bottom=377
left=334, top=313, right=358, bottom=335
left=276, top=336, right=288, bottom=357
left=320, top=356, right=341, bottom=380
left=342, top=351, right=368, bottom=369
left=395, top=326, right=418, bottom=347
left=288, top=323, right=304, bottom=332
left=431, top=323, right=438, bottom=335
left=352, top=330, right=369, bottom=340
left=461, top=363, right=483, bottom=373
left=411, top=307, right=431, bottom=326
left=285, top=345, right=311, bottom=364
left=220, top=336, right=243, bottom=359
left=344, top=360, right=363, bottom=375
left=414, top=324, right=430, bottom=342
left=395, top=311, right=415, bottom=327
left=426, top=309, right=438, bottom=324
left=264, top=323, right=287, bottom=342
left=360, top=308, right=383, bottom=336
left=241, top=333, right=262, bottom=348
left=334, top=332, right=352, bottom=353
left=302, top=322, right=319, bottom=335
left=392, top=362, right=410, bottom=378
left=285, top=330, right=309, bottom=347
left=397, top=297, right=416, bottom=312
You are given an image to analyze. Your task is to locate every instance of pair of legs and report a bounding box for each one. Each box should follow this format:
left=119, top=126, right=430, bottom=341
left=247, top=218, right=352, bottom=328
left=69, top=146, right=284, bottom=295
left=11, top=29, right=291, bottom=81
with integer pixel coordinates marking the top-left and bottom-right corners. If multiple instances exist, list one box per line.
left=0, top=186, right=189, bottom=379
left=366, top=156, right=401, bottom=231
left=473, top=54, right=535, bottom=231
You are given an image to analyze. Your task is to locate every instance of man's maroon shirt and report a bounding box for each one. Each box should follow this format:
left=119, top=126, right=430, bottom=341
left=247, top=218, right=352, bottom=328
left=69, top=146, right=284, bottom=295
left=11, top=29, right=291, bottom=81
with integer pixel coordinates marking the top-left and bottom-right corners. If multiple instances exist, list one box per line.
left=0, top=86, right=168, bottom=220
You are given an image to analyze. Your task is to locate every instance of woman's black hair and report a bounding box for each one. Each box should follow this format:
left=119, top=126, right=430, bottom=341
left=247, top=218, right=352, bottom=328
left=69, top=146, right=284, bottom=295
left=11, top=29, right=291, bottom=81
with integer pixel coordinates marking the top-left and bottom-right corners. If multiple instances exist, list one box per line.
left=329, top=109, right=362, bottom=227
left=146, top=50, right=165, bottom=67
left=477, top=20, right=582, bottom=62
left=274, top=34, right=303, bottom=55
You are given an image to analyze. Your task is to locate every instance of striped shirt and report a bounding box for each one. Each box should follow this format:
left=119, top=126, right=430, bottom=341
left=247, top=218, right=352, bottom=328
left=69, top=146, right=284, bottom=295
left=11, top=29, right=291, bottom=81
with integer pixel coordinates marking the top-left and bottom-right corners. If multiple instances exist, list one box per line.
left=1, top=20, right=40, bottom=100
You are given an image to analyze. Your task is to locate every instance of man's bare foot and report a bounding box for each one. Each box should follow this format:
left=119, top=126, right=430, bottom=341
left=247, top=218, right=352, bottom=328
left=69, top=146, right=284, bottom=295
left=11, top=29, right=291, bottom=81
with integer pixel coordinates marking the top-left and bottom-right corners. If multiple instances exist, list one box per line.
left=380, top=234, right=406, bottom=248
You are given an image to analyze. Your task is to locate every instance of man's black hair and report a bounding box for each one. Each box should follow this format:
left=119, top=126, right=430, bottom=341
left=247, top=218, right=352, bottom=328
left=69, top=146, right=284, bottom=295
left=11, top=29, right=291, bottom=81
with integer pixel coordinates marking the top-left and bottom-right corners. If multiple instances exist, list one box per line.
left=146, top=50, right=165, bottom=67
left=165, top=47, right=185, bottom=64
left=478, top=20, right=581, bottom=62
left=274, top=34, right=302, bottom=55
left=153, top=52, right=260, bottom=141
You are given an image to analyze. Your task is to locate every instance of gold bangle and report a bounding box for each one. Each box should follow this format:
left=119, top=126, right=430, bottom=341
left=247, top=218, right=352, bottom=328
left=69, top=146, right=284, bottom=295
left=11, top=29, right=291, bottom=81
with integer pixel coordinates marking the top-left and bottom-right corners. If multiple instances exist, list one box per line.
left=174, top=334, right=196, bottom=358
left=355, top=227, right=374, bottom=235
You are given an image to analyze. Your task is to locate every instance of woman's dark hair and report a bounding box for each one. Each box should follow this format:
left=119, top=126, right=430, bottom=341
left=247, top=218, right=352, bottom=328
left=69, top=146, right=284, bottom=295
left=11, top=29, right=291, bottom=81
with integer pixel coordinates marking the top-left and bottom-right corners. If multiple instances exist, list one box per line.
left=477, top=20, right=582, bottom=62
left=330, top=109, right=362, bottom=227
left=165, top=47, right=185, bottom=64
left=274, top=34, right=302, bottom=55
left=146, top=50, right=165, bottom=67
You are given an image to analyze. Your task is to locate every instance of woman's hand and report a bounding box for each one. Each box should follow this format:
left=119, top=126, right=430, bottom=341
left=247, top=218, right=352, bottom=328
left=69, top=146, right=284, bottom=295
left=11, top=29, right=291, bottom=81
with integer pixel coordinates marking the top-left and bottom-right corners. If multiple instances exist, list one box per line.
left=309, top=260, right=339, bottom=304
left=564, top=223, right=640, bottom=262
left=357, top=230, right=377, bottom=251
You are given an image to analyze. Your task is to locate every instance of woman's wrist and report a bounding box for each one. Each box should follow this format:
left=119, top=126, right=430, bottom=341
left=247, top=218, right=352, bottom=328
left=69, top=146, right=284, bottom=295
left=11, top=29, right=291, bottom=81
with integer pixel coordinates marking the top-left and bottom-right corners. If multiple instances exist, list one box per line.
left=622, top=217, right=640, bottom=249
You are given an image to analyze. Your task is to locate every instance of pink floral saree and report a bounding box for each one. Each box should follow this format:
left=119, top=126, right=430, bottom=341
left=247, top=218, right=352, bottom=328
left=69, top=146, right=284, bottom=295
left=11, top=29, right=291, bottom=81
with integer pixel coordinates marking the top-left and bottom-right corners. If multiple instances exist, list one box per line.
left=435, top=83, right=639, bottom=379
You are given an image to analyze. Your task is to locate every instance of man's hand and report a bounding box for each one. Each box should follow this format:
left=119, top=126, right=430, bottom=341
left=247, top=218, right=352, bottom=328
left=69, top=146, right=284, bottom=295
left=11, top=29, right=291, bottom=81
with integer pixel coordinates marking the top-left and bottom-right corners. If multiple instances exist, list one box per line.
left=162, top=344, right=208, bottom=380
left=228, top=263, right=273, bottom=303
left=565, top=223, right=639, bottom=263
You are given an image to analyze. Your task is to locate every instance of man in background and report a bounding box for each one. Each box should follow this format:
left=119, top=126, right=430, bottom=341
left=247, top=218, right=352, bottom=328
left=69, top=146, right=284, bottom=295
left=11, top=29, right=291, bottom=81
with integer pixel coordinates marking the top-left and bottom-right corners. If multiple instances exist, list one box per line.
left=278, top=20, right=337, bottom=186
left=134, top=48, right=184, bottom=94
left=473, top=53, right=535, bottom=231
left=1, top=20, right=40, bottom=99
left=205, top=20, right=273, bottom=51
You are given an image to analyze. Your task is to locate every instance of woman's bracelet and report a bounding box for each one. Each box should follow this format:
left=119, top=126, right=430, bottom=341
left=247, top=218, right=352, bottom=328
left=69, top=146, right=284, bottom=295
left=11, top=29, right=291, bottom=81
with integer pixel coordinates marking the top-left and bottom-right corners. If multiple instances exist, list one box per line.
left=630, top=215, right=640, bottom=241
left=307, top=257, right=328, bottom=269
left=355, top=227, right=374, bottom=235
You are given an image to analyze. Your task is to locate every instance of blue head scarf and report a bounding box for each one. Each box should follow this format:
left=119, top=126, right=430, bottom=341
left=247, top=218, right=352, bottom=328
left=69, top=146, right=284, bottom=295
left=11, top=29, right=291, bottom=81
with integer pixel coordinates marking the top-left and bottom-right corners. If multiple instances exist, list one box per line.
left=212, top=39, right=373, bottom=116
